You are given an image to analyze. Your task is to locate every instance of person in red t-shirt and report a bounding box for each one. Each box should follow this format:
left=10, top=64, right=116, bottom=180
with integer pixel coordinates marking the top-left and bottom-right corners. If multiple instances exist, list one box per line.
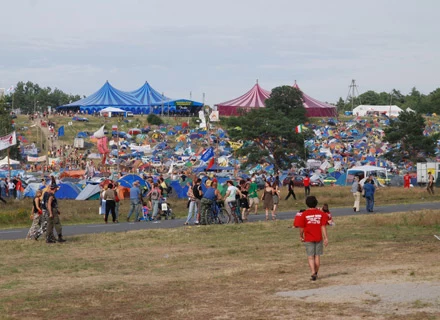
left=294, top=196, right=329, bottom=281
left=403, top=173, right=411, bottom=189
left=303, top=175, right=311, bottom=196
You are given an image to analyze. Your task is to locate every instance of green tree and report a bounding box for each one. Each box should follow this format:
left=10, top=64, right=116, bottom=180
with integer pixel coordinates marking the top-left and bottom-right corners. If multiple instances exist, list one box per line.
left=265, top=85, right=307, bottom=120
left=225, top=107, right=309, bottom=171
left=336, top=97, right=346, bottom=111
left=384, top=110, right=437, bottom=163
left=147, top=114, right=163, bottom=126
left=0, top=98, right=20, bottom=159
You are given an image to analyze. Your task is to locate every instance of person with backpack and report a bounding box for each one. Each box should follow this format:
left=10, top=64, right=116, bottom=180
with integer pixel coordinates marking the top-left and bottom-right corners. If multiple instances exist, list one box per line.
left=147, top=183, right=162, bottom=223
left=192, top=178, right=203, bottom=225
left=45, top=184, right=66, bottom=243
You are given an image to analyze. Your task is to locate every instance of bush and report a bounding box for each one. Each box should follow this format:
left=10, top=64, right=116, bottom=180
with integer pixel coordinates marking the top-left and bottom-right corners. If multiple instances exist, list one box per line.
left=147, top=114, right=163, bottom=126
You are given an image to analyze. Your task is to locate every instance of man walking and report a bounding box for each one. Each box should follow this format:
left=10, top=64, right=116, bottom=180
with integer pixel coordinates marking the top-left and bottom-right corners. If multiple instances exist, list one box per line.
left=303, top=174, right=311, bottom=196
left=427, top=172, right=435, bottom=195
left=192, top=178, right=203, bottom=225
left=294, top=196, right=329, bottom=281
left=403, top=172, right=411, bottom=189
left=46, top=184, right=66, bottom=243
left=363, top=176, right=376, bottom=212
left=285, top=176, right=297, bottom=201
left=248, top=178, right=259, bottom=215
left=127, top=181, right=142, bottom=222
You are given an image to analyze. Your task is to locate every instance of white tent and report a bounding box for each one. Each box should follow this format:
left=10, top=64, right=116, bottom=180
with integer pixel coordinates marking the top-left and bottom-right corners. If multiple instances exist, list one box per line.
left=99, top=107, right=127, bottom=117
left=0, top=156, right=20, bottom=165
left=352, top=105, right=402, bottom=117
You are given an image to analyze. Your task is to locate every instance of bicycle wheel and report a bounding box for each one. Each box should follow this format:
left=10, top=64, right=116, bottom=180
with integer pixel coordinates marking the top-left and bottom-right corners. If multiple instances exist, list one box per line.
left=217, top=209, right=229, bottom=224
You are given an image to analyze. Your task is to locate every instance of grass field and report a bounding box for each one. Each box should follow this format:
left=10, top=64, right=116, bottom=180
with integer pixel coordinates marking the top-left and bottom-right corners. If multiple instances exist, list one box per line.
left=0, top=185, right=438, bottom=229
left=0, top=210, right=439, bottom=319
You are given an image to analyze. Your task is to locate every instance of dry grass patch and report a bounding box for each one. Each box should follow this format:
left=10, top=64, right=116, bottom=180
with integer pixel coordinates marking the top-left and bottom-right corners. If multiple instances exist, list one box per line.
left=1, top=210, right=440, bottom=319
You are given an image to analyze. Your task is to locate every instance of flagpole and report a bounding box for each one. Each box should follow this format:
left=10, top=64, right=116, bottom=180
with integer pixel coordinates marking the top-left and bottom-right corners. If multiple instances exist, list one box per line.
left=7, top=147, right=11, bottom=180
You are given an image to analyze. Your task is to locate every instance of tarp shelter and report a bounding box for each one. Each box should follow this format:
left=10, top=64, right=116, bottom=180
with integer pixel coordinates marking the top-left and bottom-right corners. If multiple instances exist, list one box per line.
left=352, top=105, right=402, bottom=117
left=216, top=81, right=271, bottom=116
left=117, top=174, right=146, bottom=188
left=76, top=183, right=101, bottom=200
left=57, top=81, right=143, bottom=114
left=24, top=182, right=44, bottom=198
left=55, top=182, right=81, bottom=199
left=293, top=82, right=337, bottom=118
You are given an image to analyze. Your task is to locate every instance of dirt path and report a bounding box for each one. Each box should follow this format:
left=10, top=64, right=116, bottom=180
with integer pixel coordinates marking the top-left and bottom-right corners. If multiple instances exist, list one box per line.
left=277, top=282, right=440, bottom=315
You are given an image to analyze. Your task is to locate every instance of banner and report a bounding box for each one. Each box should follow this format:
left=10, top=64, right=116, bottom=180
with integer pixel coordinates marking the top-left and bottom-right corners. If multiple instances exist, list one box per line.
left=58, top=126, right=65, bottom=137
left=48, top=157, right=60, bottom=164
left=209, top=111, right=219, bottom=122
left=27, top=155, right=47, bottom=162
left=0, top=132, right=16, bottom=151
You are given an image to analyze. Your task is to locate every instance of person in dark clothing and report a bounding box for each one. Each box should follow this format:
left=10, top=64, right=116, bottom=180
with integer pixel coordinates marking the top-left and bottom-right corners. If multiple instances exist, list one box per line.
left=46, top=185, right=66, bottom=243
left=285, top=176, right=297, bottom=200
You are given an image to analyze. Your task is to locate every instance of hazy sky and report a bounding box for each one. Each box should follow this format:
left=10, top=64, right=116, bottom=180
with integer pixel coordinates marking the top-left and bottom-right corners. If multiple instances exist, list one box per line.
left=0, top=0, right=439, bottom=105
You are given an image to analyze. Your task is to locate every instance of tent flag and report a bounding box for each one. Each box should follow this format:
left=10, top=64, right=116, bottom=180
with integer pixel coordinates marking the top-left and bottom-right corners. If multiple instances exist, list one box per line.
left=0, top=131, right=16, bottom=151
left=58, top=126, right=65, bottom=137
left=207, top=157, right=215, bottom=170
left=200, top=147, right=214, bottom=162
left=295, top=125, right=303, bottom=133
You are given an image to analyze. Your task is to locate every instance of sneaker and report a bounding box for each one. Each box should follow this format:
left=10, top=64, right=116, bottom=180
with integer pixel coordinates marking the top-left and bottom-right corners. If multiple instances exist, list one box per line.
left=58, top=237, right=66, bottom=243
left=310, top=274, right=317, bottom=281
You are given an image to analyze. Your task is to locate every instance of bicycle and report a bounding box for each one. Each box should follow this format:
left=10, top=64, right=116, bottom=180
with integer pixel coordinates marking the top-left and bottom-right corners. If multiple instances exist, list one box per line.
left=157, top=197, right=175, bottom=220
left=226, top=200, right=243, bottom=223
left=204, top=200, right=229, bottom=225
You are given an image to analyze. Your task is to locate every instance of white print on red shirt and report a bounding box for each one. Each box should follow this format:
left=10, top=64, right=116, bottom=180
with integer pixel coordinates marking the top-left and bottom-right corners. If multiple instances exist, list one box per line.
left=306, top=214, right=323, bottom=225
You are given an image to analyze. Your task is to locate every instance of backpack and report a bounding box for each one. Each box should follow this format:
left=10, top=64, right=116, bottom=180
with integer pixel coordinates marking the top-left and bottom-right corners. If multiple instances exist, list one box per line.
left=41, top=192, right=51, bottom=210
left=193, top=185, right=202, bottom=199
left=151, top=189, right=159, bottom=200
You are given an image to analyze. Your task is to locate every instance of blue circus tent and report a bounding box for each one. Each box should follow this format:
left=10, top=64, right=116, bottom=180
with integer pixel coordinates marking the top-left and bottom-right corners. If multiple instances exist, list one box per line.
left=129, top=81, right=170, bottom=107
left=57, top=81, right=142, bottom=113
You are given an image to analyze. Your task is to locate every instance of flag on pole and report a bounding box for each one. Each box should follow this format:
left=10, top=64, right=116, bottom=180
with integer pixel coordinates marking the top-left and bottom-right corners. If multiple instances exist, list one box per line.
left=57, top=126, right=65, bottom=137
left=200, top=147, right=214, bottom=162
left=207, top=157, right=215, bottom=170
left=295, top=124, right=303, bottom=133
left=0, top=132, right=17, bottom=151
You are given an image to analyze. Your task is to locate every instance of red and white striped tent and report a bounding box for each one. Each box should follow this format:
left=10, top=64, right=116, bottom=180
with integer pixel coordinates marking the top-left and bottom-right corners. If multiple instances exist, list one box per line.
left=216, top=81, right=271, bottom=116
left=293, top=82, right=337, bottom=118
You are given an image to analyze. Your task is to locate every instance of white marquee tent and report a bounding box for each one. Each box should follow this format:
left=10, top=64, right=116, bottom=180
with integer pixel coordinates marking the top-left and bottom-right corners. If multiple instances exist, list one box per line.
left=352, top=105, right=402, bottom=117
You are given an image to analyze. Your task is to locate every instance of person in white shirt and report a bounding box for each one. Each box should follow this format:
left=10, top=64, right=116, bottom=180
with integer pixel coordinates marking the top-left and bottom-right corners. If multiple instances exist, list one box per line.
left=224, top=180, right=242, bottom=223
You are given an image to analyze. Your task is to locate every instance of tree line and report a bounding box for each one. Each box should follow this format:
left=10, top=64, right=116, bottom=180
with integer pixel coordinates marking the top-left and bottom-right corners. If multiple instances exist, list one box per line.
left=336, top=87, right=440, bottom=114
left=4, top=81, right=82, bottom=114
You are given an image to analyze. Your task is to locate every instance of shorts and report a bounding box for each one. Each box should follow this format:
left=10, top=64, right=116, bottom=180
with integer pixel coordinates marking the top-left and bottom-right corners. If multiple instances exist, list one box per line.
left=249, top=197, right=259, bottom=206
left=304, top=241, right=323, bottom=256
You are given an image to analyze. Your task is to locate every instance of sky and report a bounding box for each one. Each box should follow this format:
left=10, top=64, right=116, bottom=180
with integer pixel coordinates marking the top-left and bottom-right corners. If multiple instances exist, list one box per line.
left=0, top=0, right=439, bottom=105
